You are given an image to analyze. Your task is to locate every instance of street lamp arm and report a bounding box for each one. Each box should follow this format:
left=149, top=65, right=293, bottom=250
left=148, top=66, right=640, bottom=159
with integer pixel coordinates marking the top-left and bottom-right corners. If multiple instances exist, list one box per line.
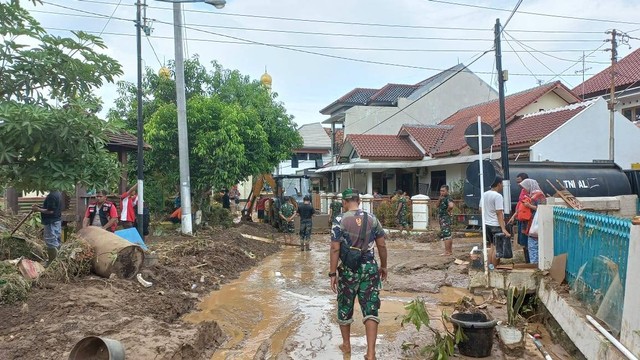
left=155, top=0, right=226, bottom=8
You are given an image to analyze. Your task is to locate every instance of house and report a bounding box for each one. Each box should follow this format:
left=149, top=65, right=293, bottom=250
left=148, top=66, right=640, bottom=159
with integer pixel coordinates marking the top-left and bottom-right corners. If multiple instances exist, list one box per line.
left=317, top=81, right=584, bottom=196
left=573, top=48, right=640, bottom=126
left=527, top=98, right=640, bottom=169
left=320, top=64, right=497, bottom=154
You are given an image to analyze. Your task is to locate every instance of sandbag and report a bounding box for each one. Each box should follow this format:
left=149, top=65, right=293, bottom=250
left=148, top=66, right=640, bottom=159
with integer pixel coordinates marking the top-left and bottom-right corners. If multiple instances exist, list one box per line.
left=77, top=227, right=145, bottom=279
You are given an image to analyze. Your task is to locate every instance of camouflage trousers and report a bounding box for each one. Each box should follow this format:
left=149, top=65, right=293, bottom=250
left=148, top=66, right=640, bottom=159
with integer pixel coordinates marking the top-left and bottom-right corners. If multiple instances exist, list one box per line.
left=337, top=261, right=381, bottom=325
left=282, top=220, right=295, bottom=234
left=439, top=215, right=452, bottom=239
left=299, top=220, right=312, bottom=244
left=397, top=213, right=409, bottom=227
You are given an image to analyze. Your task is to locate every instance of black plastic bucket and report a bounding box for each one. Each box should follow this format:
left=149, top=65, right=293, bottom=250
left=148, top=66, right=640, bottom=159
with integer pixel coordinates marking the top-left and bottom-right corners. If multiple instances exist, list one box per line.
left=450, top=312, right=497, bottom=358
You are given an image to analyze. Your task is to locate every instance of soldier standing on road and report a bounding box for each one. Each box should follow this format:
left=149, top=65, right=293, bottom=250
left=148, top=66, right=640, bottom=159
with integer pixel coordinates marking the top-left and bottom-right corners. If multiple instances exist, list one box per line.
left=438, top=185, right=455, bottom=256
left=329, top=188, right=388, bottom=360
left=296, top=195, right=315, bottom=251
left=394, top=190, right=409, bottom=234
left=279, top=197, right=295, bottom=244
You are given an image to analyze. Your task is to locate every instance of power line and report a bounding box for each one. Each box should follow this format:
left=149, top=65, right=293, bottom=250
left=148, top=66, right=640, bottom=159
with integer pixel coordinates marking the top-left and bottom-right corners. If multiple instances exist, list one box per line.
left=427, top=0, right=640, bottom=26
left=504, top=35, right=540, bottom=83
left=146, top=36, right=163, bottom=67
left=97, top=0, right=122, bottom=37
left=66, top=0, right=618, bottom=34
left=545, top=43, right=608, bottom=84
left=501, top=0, right=523, bottom=31
left=505, top=31, right=576, bottom=87
left=503, top=32, right=610, bottom=65
left=34, top=7, right=605, bottom=43
left=41, top=26, right=603, bottom=54
left=40, top=2, right=595, bottom=77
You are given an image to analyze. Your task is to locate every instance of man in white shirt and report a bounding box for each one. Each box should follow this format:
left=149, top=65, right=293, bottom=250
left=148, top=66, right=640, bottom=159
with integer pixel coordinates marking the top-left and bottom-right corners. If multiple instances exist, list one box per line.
left=479, top=177, right=511, bottom=266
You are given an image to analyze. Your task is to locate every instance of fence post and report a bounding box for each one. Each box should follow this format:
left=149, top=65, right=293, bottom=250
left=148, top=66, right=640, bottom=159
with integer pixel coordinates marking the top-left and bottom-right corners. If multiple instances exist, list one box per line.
left=361, top=194, right=373, bottom=213
left=320, top=191, right=328, bottom=213
left=411, top=194, right=430, bottom=230
left=537, top=204, right=555, bottom=271
left=621, top=224, right=640, bottom=354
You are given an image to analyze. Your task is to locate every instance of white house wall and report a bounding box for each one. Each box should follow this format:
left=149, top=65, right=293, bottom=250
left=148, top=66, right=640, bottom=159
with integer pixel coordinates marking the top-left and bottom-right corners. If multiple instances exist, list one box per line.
left=530, top=98, right=640, bottom=169
left=399, top=70, right=497, bottom=127
left=343, top=70, right=497, bottom=136
left=517, top=94, right=571, bottom=116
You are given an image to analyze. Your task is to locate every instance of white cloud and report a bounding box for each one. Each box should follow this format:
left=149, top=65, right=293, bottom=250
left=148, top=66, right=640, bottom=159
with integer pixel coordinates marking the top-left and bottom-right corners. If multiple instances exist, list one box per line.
left=21, top=0, right=640, bottom=125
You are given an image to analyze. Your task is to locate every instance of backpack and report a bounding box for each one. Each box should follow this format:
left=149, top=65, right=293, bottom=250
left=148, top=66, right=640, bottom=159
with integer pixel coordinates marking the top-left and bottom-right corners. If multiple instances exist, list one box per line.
left=339, top=212, right=369, bottom=272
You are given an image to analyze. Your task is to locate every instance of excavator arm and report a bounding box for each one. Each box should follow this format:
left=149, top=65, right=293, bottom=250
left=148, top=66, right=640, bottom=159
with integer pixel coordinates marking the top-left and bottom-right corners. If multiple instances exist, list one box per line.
left=241, top=174, right=276, bottom=221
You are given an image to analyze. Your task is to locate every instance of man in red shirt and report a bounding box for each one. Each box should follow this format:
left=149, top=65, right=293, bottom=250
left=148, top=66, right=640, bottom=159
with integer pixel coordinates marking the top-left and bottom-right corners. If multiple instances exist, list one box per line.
left=256, top=194, right=268, bottom=223
left=119, top=183, right=138, bottom=229
left=82, top=190, right=119, bottom=232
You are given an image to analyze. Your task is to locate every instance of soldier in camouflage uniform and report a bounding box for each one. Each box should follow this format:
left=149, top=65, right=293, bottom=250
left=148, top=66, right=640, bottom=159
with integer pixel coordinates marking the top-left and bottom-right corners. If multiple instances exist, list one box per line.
left=394, top=190, right=409, bottom=233
left=328, top=194, right=343, bottom=225
left=329, top=188, right=388, bottom=360
left=438, top=185, right=455, bottom=256
left=279, top=197, right=295, bottom=244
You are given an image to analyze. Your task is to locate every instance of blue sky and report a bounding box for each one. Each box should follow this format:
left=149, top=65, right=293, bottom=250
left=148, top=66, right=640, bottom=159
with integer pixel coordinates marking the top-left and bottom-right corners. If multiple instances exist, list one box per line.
left=21, top=0, right=640, bottom=126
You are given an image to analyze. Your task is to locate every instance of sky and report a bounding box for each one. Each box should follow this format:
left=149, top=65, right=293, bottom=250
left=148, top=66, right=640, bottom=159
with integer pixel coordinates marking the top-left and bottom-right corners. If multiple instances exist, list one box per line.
left=19, top=0, right=640, bottom=127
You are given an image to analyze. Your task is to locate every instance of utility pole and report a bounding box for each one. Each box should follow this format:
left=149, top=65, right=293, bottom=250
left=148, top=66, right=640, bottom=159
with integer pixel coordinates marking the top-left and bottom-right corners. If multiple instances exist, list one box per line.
left=606, top=29, right=618, bottom=162
left=495, top=18, right=511, bottom=214
left=173, top=2, right=193, bottom=235
left=574, top=51, right=592, bottom=101
left=135, top=0, right=145, bottom=239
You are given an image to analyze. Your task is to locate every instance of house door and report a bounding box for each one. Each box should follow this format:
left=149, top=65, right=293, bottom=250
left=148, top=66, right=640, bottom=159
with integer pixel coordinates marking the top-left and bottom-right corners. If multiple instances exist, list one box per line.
left=398, top=172, right=415, bottom=196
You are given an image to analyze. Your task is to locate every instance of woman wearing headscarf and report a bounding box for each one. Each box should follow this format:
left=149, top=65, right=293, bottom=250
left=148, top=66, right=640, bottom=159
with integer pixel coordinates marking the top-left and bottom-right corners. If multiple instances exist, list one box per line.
left=508, top=173, right=530, bottom=262
left=519, top=179, right=546, bottom=264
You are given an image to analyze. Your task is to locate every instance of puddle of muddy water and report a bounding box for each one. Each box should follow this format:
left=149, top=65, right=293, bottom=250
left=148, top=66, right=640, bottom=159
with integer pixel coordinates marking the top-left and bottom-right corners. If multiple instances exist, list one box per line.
left=184, top=238, right=482, bottom=360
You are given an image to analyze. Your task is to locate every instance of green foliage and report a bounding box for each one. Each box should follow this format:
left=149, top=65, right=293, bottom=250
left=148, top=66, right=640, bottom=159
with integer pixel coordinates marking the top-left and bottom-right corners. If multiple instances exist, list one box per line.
left=449, top=179, right=465, bottom=200
left=0, top=2, right=123, bottom=192
left=108, top=56, right=302, bottom=210
left=507, top=287, right=527, bottom=326
left=374, top=200, right=397, bottom=227
left=400, top=298, right=466, bottom=360
left=203, top=203, right=233, bottom=228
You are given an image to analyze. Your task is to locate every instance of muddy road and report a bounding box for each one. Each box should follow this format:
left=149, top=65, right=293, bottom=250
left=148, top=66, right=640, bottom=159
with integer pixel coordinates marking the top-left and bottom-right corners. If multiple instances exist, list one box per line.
left=186, top=234, right=559, bottom=359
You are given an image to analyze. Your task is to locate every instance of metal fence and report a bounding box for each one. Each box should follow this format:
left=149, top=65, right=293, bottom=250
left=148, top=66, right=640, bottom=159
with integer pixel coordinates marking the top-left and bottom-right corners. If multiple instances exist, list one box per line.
left=553, top=207, right=632, bottom=334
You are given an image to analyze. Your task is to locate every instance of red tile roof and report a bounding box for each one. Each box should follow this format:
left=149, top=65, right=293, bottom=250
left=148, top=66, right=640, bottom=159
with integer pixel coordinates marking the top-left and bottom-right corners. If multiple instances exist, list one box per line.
left=400, top=125, right=453, bottom=155
left=432, top=81, right=579, bottom=156
left=493, top=102, right=591, bottom=149
left=346, top=134, right=423, bottom=160
left=573, top=48, right=640, bottom=98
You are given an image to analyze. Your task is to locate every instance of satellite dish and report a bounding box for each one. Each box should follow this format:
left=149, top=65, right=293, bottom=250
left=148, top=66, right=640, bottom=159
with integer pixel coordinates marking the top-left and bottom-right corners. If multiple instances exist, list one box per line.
left=464, top=122, right=494, bottom=153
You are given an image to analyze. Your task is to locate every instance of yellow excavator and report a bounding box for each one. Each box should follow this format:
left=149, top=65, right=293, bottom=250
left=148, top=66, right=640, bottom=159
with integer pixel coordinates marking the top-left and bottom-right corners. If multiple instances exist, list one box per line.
left=241, top=174, right=311, bottom=230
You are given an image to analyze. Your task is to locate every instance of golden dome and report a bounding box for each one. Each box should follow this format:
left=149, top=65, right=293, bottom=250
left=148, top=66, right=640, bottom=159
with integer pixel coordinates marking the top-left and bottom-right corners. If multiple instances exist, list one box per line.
left=260, top=69, right=272, bottom=88
left=158, top=66, right=171, bottom=79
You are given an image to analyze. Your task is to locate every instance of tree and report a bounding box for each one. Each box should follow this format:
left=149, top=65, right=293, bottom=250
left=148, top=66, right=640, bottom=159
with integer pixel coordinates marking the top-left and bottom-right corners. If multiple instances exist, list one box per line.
left=108, top=57, right=302, bottom=208
left=0, top=2, right=123, bottom=192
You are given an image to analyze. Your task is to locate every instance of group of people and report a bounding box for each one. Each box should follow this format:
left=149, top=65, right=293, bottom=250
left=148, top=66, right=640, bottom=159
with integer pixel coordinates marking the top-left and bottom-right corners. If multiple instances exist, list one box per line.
left=33, top=184, right=146, bottom=266
left=480, top=174, right=545, bottom=267
left=278, top=195, right=316, bottom=251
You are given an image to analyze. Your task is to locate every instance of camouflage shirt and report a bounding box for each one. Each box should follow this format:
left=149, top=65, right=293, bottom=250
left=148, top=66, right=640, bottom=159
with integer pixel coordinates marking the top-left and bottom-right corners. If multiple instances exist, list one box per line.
left=330, top=201, right=343, bottom=220
left=280, top=202, right=294, bottom=218
left=331, top=210, right=385, bottom=260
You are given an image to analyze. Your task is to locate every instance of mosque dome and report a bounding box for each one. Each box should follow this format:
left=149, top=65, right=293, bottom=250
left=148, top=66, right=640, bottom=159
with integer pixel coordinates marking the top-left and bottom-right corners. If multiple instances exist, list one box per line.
left=260, top=69, right=272, bottom=88
left=158, top=66, right=171, bottom=79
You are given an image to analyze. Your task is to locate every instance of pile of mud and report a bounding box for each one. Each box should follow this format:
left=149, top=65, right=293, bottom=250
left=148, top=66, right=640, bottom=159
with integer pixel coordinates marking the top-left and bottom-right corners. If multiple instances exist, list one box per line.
left=0, top=226, right=280, bottom=359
